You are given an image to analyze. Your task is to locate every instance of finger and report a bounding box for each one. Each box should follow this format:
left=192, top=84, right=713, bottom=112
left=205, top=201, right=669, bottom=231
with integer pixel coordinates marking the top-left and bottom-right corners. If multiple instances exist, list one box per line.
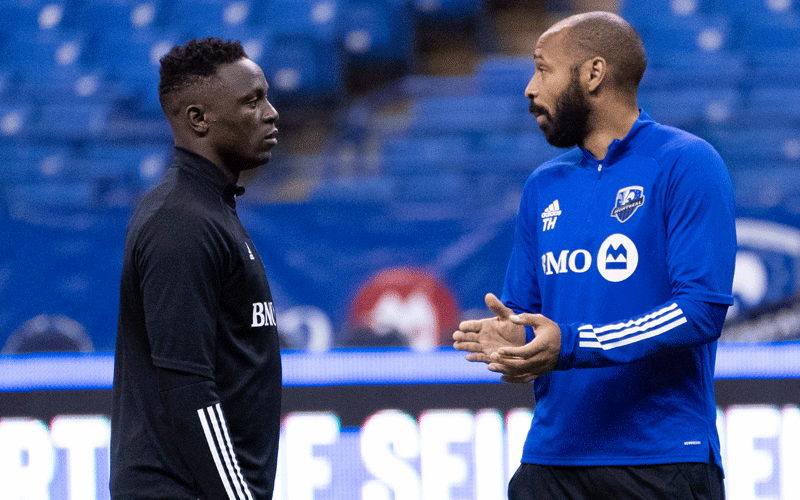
left=458, top=319, right=484, bottom=332
left=453, top=340, right=482, bottom=353
left=485, top=292, right=513, bottom=320
left=452, top=330, right=479, bottom=343
left=496, top=342, right=541, bottom=359
left=501, top=373, right=537, bottom=383
left=508, top=313, right=542, bottom=326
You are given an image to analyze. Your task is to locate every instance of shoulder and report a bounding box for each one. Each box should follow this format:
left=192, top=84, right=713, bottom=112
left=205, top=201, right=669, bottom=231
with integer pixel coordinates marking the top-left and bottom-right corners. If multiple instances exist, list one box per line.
left=129, top=173, right=221, bottom=252
left=635, top=121, right=724, bottom=168
left=525, top=147, right=583, bottom=186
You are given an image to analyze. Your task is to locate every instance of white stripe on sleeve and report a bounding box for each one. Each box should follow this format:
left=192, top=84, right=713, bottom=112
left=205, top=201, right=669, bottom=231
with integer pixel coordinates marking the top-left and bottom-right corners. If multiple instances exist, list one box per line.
left=578, top=303, right=688, bottom=350
left=197, top=404, right=254, bottom=500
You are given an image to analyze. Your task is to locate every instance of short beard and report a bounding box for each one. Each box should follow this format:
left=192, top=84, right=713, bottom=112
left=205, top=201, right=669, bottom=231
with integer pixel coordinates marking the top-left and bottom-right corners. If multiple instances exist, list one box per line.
left=535, top=67, right=591, bottom=149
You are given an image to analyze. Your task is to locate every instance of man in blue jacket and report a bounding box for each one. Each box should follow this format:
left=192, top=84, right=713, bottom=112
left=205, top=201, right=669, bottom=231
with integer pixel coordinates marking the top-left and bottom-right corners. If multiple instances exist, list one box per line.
left=454, top=11, right=735, bottom=500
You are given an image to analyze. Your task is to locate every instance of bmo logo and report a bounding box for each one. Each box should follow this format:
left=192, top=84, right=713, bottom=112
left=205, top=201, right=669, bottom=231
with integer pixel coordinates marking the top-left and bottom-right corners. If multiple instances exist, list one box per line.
left=541, top=233, right=639, bottom=283
left=348, top=267, right=461, bottom=350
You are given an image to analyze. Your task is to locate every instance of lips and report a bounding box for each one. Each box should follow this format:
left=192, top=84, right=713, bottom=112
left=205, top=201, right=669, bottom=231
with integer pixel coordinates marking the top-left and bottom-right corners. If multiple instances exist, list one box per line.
left=264, top=130, right=278, bottom=146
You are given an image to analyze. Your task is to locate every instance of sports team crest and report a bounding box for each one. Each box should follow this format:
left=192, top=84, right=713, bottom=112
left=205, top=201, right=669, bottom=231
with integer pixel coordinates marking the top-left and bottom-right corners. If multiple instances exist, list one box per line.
left=611, top=186, right=645, bottom=223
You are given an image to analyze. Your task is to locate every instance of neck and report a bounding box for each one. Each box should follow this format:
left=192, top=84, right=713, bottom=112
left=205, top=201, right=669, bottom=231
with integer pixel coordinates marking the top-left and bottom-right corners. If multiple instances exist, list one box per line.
left=174, top=138, right=239, bottom=184
left=582, top=101, right=640, bottom=160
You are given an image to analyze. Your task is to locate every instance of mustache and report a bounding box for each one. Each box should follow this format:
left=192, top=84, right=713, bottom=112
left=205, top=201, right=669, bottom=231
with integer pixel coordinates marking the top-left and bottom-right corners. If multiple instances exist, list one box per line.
left=529, top=100, right=548, bottom=117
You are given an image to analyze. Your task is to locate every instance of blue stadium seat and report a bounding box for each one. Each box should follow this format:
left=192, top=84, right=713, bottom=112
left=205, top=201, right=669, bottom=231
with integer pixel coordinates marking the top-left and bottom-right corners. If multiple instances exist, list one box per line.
left=0, top=102, right=36, bottom=138
left=25, top=101, right=110, bottom=140
left=381, top=134, right=473, bottom=175
left=621, top=0, right=715, bottom=32
left=341, top=0, right=414, bottom=67
left=638, top=87, right=742, bottom=128
left=641, top=50, right=746, bottom=89
left=745, top=85, right=800, bottom=124
left=713, top=0, right=798, bottom=23
left=475, top=55, right=535, bottom=95
left=78, top=0, right=166, bottom=38
left=475, top=131, right=563, bottom=173
left=642, top=13, right=731, bottom=55
left=739, top=12, right=800, bottom=51
left=263, top=34, right=342, bottom=104
left=263, top=0, right=342, bottom=41
left=0, top=0, right=80, bottom=33
left=0, top=142, right=77, bottom=183
left=91, top=29, right=185, bottom=114
left=412, top=0, right=483, bottom=21
left=168, top=0, right=257, bottom=38
left=709, top=126, right=800, bottom=167
left=750, top=47, right=800, bottom=85
left=1, top=29, right=91, bottom=86
left=409, top=94, right=527, bottom=134
left=77, top=143, right=172, bottom=185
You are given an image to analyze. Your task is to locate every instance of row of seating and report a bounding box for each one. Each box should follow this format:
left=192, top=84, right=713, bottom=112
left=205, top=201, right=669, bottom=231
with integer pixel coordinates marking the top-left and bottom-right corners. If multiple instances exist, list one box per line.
left=0, top=0, right=484, bottom=108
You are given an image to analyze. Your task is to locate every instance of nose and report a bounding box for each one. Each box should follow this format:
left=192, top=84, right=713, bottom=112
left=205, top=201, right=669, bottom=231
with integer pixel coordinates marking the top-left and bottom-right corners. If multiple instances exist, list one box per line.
left=525, top=74, right=538, bottom=99
left=263, top=99, right=278, bottom=123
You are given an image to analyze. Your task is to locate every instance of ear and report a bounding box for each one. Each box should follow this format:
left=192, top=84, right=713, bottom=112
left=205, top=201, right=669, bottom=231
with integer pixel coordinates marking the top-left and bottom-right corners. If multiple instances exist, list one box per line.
left=185, top=104, right=209, bottom=135
left=584, top=56, right=607, bottom=93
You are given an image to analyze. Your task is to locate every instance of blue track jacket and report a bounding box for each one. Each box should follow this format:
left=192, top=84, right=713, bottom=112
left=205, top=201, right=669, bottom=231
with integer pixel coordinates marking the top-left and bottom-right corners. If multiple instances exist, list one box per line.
left=501, top=111, right=736, bottom=467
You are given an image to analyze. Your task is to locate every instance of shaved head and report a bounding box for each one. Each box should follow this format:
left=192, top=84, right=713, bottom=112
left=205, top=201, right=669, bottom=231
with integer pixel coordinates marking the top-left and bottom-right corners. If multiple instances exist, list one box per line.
left=544, top=11, right=647, bottom=93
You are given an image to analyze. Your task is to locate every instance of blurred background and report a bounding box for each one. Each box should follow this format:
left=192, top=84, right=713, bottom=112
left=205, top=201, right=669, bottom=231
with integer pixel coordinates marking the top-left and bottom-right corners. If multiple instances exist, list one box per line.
left=0, top=0, right=799, bottom=499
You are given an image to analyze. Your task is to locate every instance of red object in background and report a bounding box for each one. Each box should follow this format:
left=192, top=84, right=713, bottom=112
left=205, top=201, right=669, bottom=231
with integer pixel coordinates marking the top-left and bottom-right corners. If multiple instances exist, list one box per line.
left=347, top=266, right=461, bottom=350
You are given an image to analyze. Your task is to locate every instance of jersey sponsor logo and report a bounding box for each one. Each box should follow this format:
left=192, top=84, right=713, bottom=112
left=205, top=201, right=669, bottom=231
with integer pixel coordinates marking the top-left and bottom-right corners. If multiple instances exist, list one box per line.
left=541, top=200, right=562, bottom=231
left=540, top=233, right=639, bottom=282
left=611, top=186, right=645, bottom=223
left=597, top=234, right=638, bottom=282
left=251, top=301, right=277, bottom=327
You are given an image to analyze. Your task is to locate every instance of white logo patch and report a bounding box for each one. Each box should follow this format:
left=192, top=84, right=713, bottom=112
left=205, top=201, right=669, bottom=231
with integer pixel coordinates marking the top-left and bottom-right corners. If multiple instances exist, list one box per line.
left=597, top=234, right=638, bottom=282
left=541, top=200, right=562, bottom=231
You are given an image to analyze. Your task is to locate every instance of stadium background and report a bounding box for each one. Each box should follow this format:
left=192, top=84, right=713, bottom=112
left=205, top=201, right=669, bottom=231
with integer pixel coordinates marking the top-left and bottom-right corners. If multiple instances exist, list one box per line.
left=0, top=0, right=799, bottom=499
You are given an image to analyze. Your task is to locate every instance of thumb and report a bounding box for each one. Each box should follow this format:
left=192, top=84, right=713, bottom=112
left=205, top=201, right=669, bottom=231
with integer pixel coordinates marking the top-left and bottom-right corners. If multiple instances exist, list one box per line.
left=508, top=313, right=543, bottom=327
left=485, top=292, right=513, bottom=320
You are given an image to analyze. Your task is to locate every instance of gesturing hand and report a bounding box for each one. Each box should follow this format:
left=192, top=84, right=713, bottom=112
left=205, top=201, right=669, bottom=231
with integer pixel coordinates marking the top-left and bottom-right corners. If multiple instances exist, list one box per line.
left=488, top=313, right=561, bottom=383
left=452, top=293, right=526, bottom=363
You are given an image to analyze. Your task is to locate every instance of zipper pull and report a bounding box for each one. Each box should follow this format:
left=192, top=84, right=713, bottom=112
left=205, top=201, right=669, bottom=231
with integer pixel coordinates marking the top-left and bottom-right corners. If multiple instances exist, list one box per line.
left=597, top=162, right=602, bottom=177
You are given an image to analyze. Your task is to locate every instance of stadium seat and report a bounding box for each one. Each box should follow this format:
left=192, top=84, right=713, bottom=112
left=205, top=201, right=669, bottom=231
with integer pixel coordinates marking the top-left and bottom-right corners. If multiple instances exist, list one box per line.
left=25, top=101, right=111, bottom=140
left=77, top=143, right=172, bottom=185
left=1, top=29, right=91, bottom=87
left=381, top=133, right=473, bottom=175
left=641, top=49, right=746, bottom=90
left=263, top=33, right=342, bottom=104
left=409, top=94, right=527, bottom=135
left=642, top=13, right=731, bottom=56
left=412, top=0, right=483, bottom=21
left=0, top=102, right=35, bottom=138
left=475, top=55, right=535, bottom=95
left=750, top=47, right=800, bottom=85
left=638, top=87, right=742, bottom=128
left=262, top=0, right=342, bottom=41
left=739, top=12, right=800, bottom=51
left=620, top=0, right=715, bottom=32
left=340, top=0, right=415, bottom=67
left=0, top=0, right=80, bottom=33
left=708, top=126, right=800, bottom=167
left=744, top=84, right=800, bottom=124
left=0, top=142, right=77, bottom=183
left=168, top=0, right=257, bottom=38
left=78, top=0, right=166, bottom=35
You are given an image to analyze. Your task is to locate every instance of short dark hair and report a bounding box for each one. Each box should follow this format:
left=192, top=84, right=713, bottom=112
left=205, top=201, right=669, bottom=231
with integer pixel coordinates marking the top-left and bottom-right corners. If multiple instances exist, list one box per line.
left=158, top=37, right=248, bottom=110
left=565, top=12, right=647, bottom=92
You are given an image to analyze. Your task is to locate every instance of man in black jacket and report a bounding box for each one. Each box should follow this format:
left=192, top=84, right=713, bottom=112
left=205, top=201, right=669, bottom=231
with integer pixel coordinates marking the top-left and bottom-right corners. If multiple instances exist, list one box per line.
left=111, top=37, right=281, bottom=500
